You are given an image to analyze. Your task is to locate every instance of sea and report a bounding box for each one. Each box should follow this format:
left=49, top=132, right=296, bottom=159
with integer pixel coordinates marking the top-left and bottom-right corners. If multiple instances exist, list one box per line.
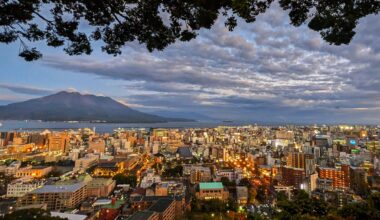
left=0, top=120, right=253, bottom=134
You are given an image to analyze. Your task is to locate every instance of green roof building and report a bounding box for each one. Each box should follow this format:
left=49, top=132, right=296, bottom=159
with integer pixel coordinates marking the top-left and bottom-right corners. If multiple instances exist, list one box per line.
left=199, top=182, right=224, bottom=190
left=197, top=182, right=228, bottom=201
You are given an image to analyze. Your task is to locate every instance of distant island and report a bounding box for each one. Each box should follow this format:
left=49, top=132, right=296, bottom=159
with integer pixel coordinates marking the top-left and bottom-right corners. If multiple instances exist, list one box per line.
left=0, top=91, right=195, bottom=123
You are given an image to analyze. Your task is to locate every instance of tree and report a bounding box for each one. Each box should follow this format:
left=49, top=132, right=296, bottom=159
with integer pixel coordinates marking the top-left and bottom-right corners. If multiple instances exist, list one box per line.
left=0, top=209, right=67, bottom=220
left=220, top=177, right=236, bottom=187
left=162, top=165, right=183, bottom=177
left=256, top=185, right=267, bottom=203
left=112, top=173, right=137, bottom=187
left=1, top=0, right=379, bottom=61
left=239, top=178, right=251, bottom=187
left=275, top=190, right=329, bottom=219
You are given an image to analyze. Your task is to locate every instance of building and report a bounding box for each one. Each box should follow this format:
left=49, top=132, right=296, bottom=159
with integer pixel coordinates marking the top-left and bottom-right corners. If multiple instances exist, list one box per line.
left=176, top=147, right=193, bottom=160
left=50, top=212, right=87, bottom=220
left=308, top=173, right=318, bottom=193
left=196, top=182, right=229, bottom=201
left=18, top=182, right=87, bottom=210
left=87, top=178, right=116, bottom=197
left=0, top=160, right=21, bottom=176
left=276, top=130, right=294, bottom=140
left=92, top=160, right=124, bottom=177
left=6, top=179, right=44, bottom=198
left=189, top=166, right=212, bottom=184
left=281, top=166, right=305, bottom=189
left=236, top=186, right=248, bottom=204
left=140, top=169, right=162, bottom=188
left=318, top=165, right=350, bottom=189
left=215, top=168, right=244, bottom=183
left=74, top=154, right=99, bottom=173
left=98, top=198, right=125, bottom=220
left=15, top=166, right=52, bottom=178
left=287, top=152, right=315, bottom=177
left=148, top=198, right=176, bottom=220
left=88, top=139, right=106, bottom=153
left=47, top=132, right=69, bottom=152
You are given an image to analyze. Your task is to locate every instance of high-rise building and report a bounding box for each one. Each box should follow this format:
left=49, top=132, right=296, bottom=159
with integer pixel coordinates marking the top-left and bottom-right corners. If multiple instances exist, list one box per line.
left=318, top=165, right=350, bottom=189
left=281, top=166, right=305, bottom=189
left=47, top=132, right=69, bottom=152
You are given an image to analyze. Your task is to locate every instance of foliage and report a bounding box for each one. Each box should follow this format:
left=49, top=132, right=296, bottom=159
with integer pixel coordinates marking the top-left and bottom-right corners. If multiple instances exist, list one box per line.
left=274, top=190, right=328, bottom=219
left=112, top=173, right=137, bottom=187
left=0, top=209, right=67, bottom=220
left=239, top=178, right=251, bottom=187
left=46, top=169, right=62, bottom=178
left=162, top=165, right=183, bottom=177
left=191, top=198, right=237, bottom=213
left=256, top=185, right=267, bottom=203
left=273, top=190, right=380, bottom=220
left=220, top=177, right=236, bottom=187
left=1, top=0, right=379, bottom=61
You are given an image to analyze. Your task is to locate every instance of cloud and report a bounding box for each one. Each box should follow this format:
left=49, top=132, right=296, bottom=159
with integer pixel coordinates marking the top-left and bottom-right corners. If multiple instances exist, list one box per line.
left=0, top=84, right=54, bottom=96
left=35, top=1, right=380, bottom=123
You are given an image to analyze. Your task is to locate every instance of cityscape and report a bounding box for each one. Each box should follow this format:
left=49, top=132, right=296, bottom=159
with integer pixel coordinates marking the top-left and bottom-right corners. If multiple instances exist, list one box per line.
left=1, top=0, right=380, bottom=220
left=0, top=124, right=379, bottom=219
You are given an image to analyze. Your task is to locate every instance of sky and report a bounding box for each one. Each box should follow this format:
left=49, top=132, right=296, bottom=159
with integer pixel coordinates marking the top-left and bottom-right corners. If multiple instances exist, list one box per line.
left=0, top=2, right=380, bottom=124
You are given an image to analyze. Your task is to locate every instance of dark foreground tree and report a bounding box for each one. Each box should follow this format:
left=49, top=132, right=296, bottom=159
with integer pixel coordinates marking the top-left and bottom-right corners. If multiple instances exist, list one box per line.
left=0, top=209, right=67, bottom=220
left=1, top=0, right=379, bottom=61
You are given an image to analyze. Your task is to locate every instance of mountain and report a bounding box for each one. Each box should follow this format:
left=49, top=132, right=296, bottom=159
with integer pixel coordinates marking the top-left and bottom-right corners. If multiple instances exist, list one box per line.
left=0, top=91, right=194, bottom=123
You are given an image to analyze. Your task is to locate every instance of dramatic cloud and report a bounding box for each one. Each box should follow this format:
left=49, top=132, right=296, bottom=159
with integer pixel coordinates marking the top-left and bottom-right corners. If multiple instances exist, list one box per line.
left=34, top=2, right=380, bottom=123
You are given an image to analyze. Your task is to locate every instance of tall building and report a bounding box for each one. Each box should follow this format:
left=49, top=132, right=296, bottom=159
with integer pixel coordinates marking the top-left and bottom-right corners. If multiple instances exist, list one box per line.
left=47, top=132, right=69, bottom=152
left=318, top=165, right=350, bottom=189
left=287, top=152, right=315, bottom=177
left=18, top=182, right=87, bottom=210
left=287, top=152, right=305, bottom=169
left=281, top=166, right=305, bottom=189
left=189, top=166, right=212, bottom=184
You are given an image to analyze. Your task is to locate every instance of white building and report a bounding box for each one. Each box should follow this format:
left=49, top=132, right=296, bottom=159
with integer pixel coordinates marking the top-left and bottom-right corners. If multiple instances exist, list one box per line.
left=140, top=169, right=161, bottom=188
left=7, top=179, right=44, bottom=198
left=0, top=160, right=21, bottom=176
left=215, top=168, right=244, bottom=183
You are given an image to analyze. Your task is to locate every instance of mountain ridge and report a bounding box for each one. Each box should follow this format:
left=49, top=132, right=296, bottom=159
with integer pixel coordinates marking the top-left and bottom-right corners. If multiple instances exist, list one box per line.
left=0, top=91, right=194, bottom=123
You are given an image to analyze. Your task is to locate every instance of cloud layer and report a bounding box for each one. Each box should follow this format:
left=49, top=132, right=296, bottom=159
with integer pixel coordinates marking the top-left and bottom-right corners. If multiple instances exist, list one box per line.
left=28, top=3, right=380, bottom=123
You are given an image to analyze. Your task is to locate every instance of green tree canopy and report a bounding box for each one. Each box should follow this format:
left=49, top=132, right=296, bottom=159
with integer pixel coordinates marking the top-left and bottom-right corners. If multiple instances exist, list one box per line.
left=1, top=0, right=379, bottom=61
left=112, top=173, right=137, bottom=187
left=0, top=209, right=67, bottom=220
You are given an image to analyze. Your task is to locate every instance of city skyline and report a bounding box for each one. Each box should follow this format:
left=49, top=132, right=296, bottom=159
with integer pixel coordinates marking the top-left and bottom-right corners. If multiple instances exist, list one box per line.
left=1, top=2, right=380, bottom=124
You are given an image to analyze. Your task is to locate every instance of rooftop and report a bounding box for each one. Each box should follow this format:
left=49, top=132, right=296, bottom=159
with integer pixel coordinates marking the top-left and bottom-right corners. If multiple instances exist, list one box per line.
left=148, top=198, right=174, bottom=213
left=177, top=147, right=193, bottom=158
left=32, top=182, right=85, bottom=194
left=199, top=182, right=224, bottom=190
left=101, top=199, right=125, bottom=209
